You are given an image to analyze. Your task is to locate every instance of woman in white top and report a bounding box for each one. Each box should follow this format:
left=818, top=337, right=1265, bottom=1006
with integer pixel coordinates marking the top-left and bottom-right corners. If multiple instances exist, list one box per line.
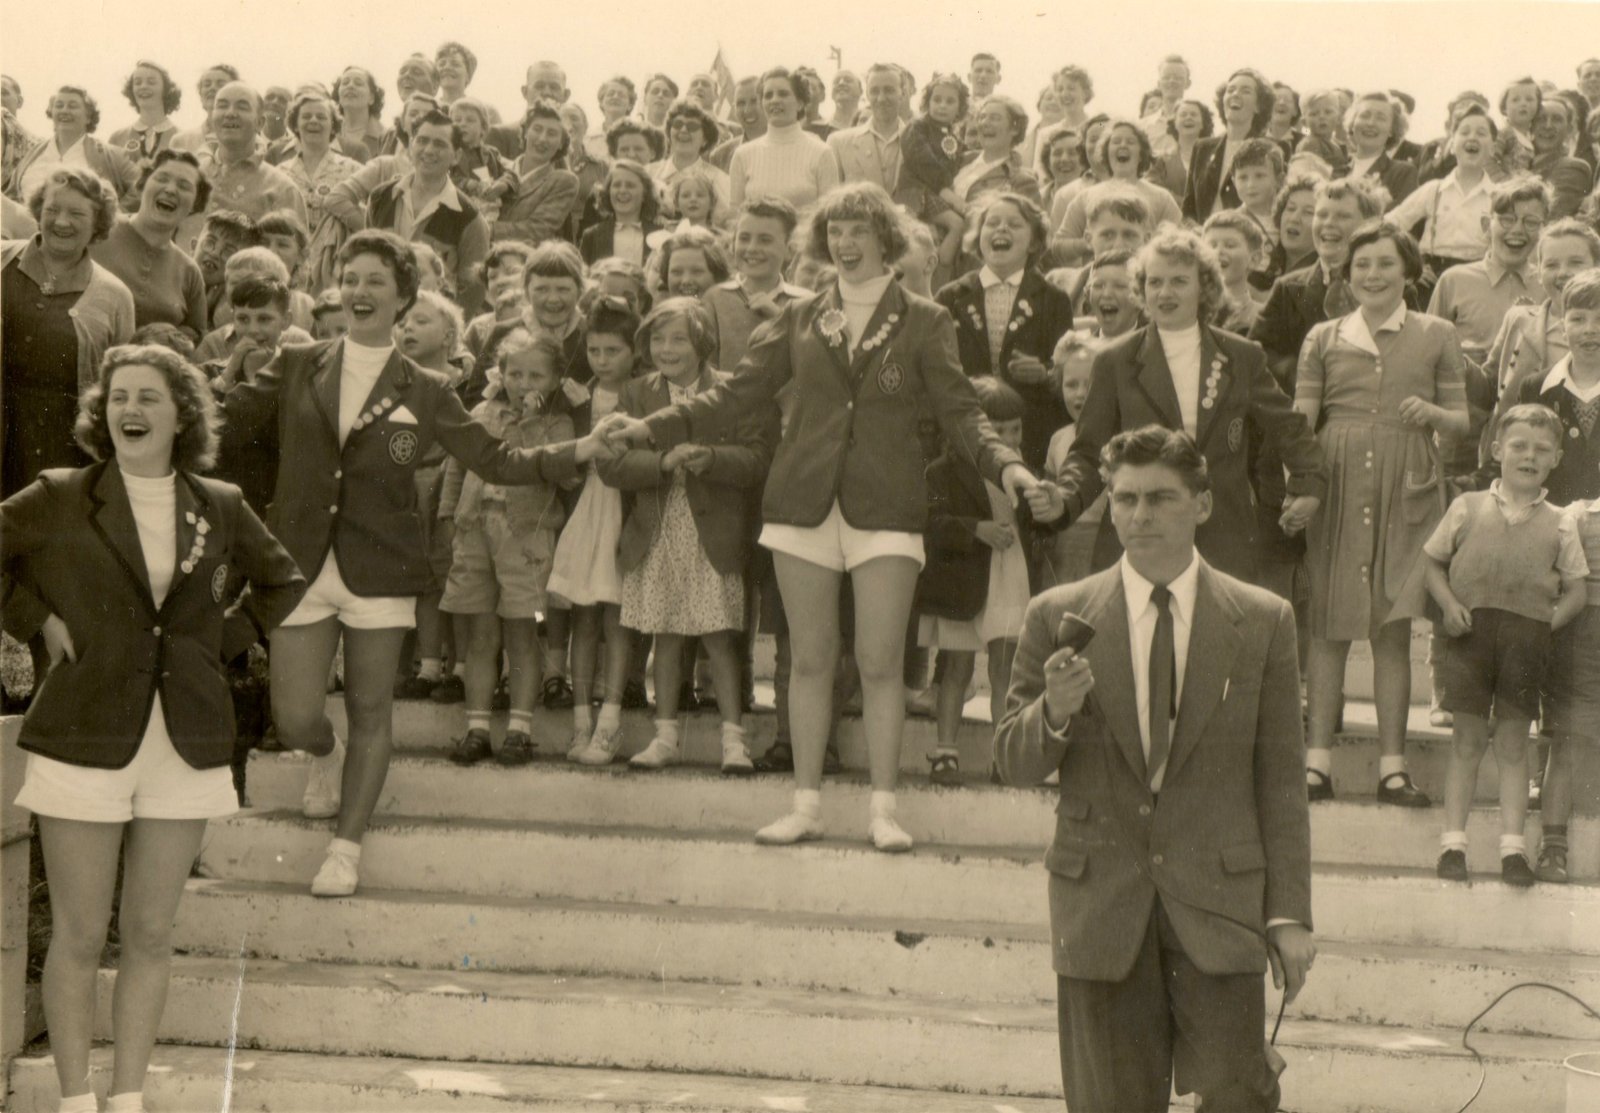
left=12, top=85, right=140, bottom=207
left=728, top=68, right=840, bottom=211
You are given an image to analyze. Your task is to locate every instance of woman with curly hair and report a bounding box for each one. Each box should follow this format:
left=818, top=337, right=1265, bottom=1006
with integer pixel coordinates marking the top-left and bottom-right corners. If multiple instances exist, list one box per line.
left=1341, top=91, right=1419, bottom=205
left=493, top=99, right=580, bottom=246
left=601, top=182, right=1040, bottom=852
left=3, top=343, right=304, bottom=1113
left=11, top=85, right=140, bottom=207
left=332, top=65, right=388, bottom=163
left=91, top=149, right=210, bottom=339
left=3, top=168, right=135, bottom=497
left=650, top=101, right=732, bottom=224
left=108, top=61, right=181, bottom=174
left=581, top=159, right=662, bottom=266
left=280, top=90, right=364, bottom=292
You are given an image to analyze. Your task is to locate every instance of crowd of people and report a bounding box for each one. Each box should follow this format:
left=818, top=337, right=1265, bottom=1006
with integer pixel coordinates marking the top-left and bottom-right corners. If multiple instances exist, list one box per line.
left=4, top=45, right=1600, bottom=1113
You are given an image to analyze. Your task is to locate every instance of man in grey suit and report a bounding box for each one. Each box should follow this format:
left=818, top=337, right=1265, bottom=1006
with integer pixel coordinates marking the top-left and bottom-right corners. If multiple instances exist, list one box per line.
left=826, top=63, right=915, bottom=208
left=996, top=425, right=1315, bottom=1112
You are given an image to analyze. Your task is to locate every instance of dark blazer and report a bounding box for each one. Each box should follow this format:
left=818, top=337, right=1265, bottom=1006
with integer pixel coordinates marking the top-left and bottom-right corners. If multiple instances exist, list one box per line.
left=936, top=267, right=1074, bottom=470
left=1, top=463, right=305, bottom=769
left=1057, top=324, right=1326, bottom=583
left=1495, top=371, right=1600, bottom=507
left=994, top=559, right=1312, bottom=980
left=1249, top=262, right=1332, bottom=386
left=599, top=367, right=777, bottom=577
left=578, top=217, right=663, bottom=266
left=1182, top=136, right=1234, bottom=222
left=644, top=281, right=1025, bottom=534
left=1343, top=151, right=1418, bottom=205
left=219, top=340, right=583, bottom=597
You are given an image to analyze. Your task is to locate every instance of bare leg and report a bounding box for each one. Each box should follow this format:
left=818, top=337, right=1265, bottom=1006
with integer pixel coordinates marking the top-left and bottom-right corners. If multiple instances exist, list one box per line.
left=1372, top=621, right=1413, bottom=760
left=502, top=618, right=542, bottom=716
left=269, top=619, right=343, bottom=756
left=652, top=634, right=683, bottom=721
left=773, top=554, right=844, bottom=791
left=935, top=651, right=976, bottom=752
left=37, top=817, right=124, bottom=1100
left=849, top=556, right=921, bottom=793
left=108, top=818, right=208, bottom=1098
left=333, top=625, right=410, bottom=844
left=463, top=614, right=502, bottom=716
left=703, top=630, right=743, bottom=726
left=1442, top=713, right=1490, bottom=834
left=1492, top=718, right=1532, bottom=840
left=570, top=605, right=601, bottom=708
left=599, top=606, right=632, bottom=703
left=1305, top=638, right=1351, bottom=754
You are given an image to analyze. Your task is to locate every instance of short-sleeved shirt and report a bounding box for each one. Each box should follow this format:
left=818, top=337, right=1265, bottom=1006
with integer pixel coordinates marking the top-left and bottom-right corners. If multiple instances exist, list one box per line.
left=1427, top=257, right=1543, bottom=360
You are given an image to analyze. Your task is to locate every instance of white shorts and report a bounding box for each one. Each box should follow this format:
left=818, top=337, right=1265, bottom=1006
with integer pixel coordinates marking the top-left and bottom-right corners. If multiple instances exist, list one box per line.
left=280, top=554, right=417, bottom=630
left=760, top=500, right=925, bottom=573
left=15, top=696, right=239, bottom=823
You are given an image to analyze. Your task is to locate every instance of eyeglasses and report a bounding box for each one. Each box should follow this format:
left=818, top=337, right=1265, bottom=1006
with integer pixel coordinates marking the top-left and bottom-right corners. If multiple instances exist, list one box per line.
left=669, top=119, right=701, bottom=133
left=1494, top=213, right=1545, bottom=232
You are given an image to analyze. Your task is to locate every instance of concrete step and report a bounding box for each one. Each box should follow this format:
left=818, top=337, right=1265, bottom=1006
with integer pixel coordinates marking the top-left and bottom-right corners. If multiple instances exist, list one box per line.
left=243, top=750, right=1600, bottom=876
left=90, top=957, right=1596, bottom=1111
left=171, top=879, right=1600, bottom=1040
left=6, top=1046, right=1068, bottom=1113
left=196, top=811, right=1600, bottom=955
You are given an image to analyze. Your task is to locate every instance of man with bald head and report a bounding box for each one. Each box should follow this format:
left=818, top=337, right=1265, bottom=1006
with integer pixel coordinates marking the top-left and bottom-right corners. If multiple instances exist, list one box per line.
left=181, top=81, right=307, bottom=250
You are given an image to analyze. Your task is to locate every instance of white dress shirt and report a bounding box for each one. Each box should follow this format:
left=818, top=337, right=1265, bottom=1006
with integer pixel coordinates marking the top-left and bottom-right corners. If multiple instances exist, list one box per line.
left=1155, top=324, right=1203, bottom=437
left=1120, top=555, right=1198, bottom=792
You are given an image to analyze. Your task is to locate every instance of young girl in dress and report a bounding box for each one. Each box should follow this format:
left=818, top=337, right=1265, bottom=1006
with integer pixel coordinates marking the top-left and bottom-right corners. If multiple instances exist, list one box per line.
left=1294, top=220, right=1470, bottom=806
left=915, top=376, right=1033, bottom=784
left=900, top=73, right=971, bottom=280
left=555, top=296, right=642, bottom=764
left=599, top=297, right=777, bottom=773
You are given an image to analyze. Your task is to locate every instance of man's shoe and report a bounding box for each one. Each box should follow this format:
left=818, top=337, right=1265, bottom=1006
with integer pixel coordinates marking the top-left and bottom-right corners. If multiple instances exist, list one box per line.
left=1377, top=771, right=1431, bottom=807
left=496, top=730, right=536, bottom=766
left=1501, top=853, right=1537, bottom=888
left=1436, top=849, right=1468, bottom=882
left=430, top=675, right=466, bottom=704
left=448, top=728, right=494, bottom=766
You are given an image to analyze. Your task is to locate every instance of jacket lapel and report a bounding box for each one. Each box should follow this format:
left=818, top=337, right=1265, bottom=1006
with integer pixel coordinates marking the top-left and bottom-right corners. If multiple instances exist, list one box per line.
left=311, top=342, right=342, bottom=439
left=1080, top=571, right=1147, bottom=784
left=807, top=286, right=854, bottom=385
left=1163, top=562, right=1244, bottom=786
left=955, top=276, right=990, bottom=369
left=87, top=463, right=157, bottom=615
left=1194, top=326, right=1233, bottom=448
left=1133, top=327, right=1184, bottom=430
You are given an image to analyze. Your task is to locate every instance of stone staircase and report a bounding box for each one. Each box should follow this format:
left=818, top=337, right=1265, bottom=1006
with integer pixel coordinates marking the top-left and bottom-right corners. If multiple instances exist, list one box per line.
left=9, top=634, right=1600, bottom=1112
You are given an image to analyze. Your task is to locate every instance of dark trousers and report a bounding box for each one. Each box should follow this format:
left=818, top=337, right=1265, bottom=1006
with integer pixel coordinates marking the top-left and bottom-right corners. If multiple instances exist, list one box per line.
left=1056, top=901, right=1279, bottom=1113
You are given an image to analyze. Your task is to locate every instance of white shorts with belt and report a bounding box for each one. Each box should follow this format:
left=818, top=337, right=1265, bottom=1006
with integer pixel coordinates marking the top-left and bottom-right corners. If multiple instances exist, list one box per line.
left=15, top=695, right=240, bottom=823
left=759, top=500, right=925, bottom=573
left=280, top=554, right=417, bottom=629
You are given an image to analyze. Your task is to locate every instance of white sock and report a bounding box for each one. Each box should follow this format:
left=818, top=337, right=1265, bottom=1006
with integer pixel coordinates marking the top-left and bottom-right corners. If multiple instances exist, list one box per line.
left=597, top=702, right=621, bottom=730
left=721, top=721, right=747, bottom=742
left=466, top=710, right=492, bottom=733
left=1305, top=748, right=1332, bottom=777
left=1379, top=756, right=1406, bottom=780
left=57, top=1092, right=98, bottom=1113
left=453, top=662, right=467, bottom=678
left=793, top=788, right=822, bottom=819
left=417, top=657, right=442, bottom=681
left=870, top=790, right=898, bottom=820
left=107, top=1094, right=145, bottom=1113
left=574, top=705, right=593, bottom=732
left=1440, top=830, right=1469, bottom=853
left=1500, top=833, right=1527, bottom=857
left=328, top=837, right=361, bottom=861
left=652, top=719, right=681, bottom=747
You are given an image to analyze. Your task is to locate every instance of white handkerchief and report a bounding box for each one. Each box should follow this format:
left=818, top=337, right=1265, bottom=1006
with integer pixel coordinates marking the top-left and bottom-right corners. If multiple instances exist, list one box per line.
left=389, top=405, right=419, bottom=425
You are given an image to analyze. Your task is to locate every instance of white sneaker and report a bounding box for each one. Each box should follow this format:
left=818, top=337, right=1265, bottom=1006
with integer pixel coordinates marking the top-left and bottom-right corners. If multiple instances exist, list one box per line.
left=566, top=724, right=593, bottom=761
left=628, top=736, right=680, bottom=769
left=720, top=729, right=754, bottom=775
left=755, top=811, right=824, bottom=845
left=869, top=814, right=914, bottom=853
left=309, top=845, right=359, bottom=897
left=301, top=736, right=346, bottom=819
left=576, top=722, right=625, bottom=766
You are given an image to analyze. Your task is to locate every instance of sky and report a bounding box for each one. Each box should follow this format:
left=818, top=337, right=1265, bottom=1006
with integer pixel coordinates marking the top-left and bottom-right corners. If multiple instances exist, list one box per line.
left=4, top=0, right=1599, bottom=144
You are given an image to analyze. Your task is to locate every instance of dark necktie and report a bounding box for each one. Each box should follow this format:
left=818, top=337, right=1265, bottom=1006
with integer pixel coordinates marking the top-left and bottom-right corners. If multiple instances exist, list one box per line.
left=1148, top=585, right=1176, bottom=785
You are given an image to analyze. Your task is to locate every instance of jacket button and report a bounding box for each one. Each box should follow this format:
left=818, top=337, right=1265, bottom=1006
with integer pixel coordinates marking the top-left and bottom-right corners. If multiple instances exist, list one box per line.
left=151, top=625, right=162, bottom=636
left=329, top=504, right=338, bottom=513
left=1151, top=853, right=1164, bottom=865
left=334, top=469, right=342, bottom=479
left=1139, top=804, right=1152, bottom=817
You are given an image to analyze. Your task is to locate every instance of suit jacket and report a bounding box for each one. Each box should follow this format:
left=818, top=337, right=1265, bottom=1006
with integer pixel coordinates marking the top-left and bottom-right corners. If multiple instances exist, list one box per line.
left=1249, top=262, right=1331, bottom=383
left=644, top=281, right=1024, bottom=533
left=218, top=340, right=582, bottom=597
left=936, top=267, right=1074, bottom=470
left=827, top=122, right=916, bottom=208
left=993, top=559, right=1312, bottom=980
left=578, top=217, right=662, bottom=265
left=599, top=367, right=777, bottom=576
left=1, top=463, right=305, bottom=769
left=958, top=150, right=1043, bottom=205
left=491, top=162, right=580, bottom=246
left=1182, top=136, right=1234, bottom=221
left=1058, top=324, right=1326, bottom=583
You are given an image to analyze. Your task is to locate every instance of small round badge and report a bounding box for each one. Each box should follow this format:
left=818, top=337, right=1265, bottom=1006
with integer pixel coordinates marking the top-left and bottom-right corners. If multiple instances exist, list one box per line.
left=389, top=429, right=418, bottom=464
left=877, top=361, right=905, bottom=395
left=211, top=564, right=229, bottom=603
left=1228, top=417, right=1245, bottom=454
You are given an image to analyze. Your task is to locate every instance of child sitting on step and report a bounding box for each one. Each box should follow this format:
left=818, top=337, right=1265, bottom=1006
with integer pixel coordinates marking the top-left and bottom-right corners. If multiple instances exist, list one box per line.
left=914, top=376, right=1035, bottom=785
left=555, top=296, right=642, bottom=765
left=1425, top=403, right=1587, bottom=886
left=439, top=328, right=577, bottom=766
left=599, top=297, right=778, bottom=774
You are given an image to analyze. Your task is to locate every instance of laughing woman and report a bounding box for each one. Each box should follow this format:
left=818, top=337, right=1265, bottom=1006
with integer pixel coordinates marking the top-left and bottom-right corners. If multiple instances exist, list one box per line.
left=91, top=149, right=210, bottom=339
left=217, top=229, right=614, bottom=897
left=493, top=100, right=580, bottom=246
left=281, top=91, right=363, bottom=293
left=1183, top=67, right=1275, bottom=221
left=3, top=344, right=305, bottom=1113
left=108, top=61, right=181, bottom=176
left=333, top=66, right=388, bottom=163
left=11, top=86, right=141, bottom=209
left=601, top=183, right=1038, bottom=853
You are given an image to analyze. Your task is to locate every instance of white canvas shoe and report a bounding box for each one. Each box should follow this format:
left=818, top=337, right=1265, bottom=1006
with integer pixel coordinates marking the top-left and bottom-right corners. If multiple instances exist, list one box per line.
left=301, top=736, right=346, bottom=819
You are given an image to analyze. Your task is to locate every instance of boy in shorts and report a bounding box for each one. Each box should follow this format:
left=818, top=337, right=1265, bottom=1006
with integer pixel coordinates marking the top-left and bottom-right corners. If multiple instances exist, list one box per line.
left=1426, top=403, right=1588, bottom=886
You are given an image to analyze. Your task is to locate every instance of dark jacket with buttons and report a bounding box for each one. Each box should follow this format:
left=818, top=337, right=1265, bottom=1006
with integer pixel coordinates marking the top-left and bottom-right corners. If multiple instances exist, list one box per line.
left=599, top=367, right=778, bottom=576
left=218, top=340, right=583, bottom=597
left=1, top=463, right=306, bottom=769
left=643, top=281, right=1025, bottom=534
